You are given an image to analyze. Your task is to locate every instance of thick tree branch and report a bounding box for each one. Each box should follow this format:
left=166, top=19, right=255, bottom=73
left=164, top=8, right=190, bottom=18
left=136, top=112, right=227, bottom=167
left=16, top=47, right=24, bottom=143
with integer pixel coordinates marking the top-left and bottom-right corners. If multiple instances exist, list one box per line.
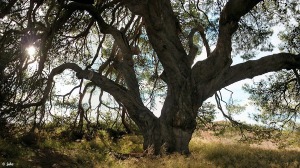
left=63, top=3, right=158, bottom=131
left=125, top=0, right=189, bottom=85
left=215, top=0, right=262, bottom=54
left=219, top=0, right=262, bottom=26
left=23, top=63, right=127, bottom=108
left=220, top=53, right=300, bottom=90
left=22, top=63, right=81, bottom=108
left=74, top=65, right=157, bottom=129
left=66, top=2, right=141, bottom=98
left=188, top=25, right=210, bottom=65
left=22, top=63, right=155, bottom=123
left=66, top=3, right=130, bottom=54
left=38, top=7, right=76, bottom=74
left=192, top=0, right=263, bottom=87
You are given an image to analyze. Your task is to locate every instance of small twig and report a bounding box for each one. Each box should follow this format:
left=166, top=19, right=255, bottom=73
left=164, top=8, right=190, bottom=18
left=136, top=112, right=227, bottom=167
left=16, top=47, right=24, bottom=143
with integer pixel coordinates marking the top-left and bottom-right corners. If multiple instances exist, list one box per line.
left=292, top=69, right=300, bottom=87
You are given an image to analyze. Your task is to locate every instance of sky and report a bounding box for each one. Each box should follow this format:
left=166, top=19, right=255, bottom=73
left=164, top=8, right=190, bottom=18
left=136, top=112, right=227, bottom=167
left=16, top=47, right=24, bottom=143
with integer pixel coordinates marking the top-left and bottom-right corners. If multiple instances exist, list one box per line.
left=149, top=45, right=278, bottom=123
left=191, top=25, right=285, bottom=124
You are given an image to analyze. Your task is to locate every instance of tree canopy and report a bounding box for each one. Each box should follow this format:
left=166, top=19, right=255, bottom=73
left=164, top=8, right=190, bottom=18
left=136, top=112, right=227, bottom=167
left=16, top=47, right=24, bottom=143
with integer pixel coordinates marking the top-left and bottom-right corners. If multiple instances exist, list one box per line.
left=0, top=0, right=299, bottom=154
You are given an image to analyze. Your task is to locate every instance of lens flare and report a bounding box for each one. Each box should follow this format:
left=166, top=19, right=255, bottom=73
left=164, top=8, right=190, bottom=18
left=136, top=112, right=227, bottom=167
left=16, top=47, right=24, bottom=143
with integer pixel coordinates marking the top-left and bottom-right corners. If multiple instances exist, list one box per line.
left=26, top=46, right=36, bottom=57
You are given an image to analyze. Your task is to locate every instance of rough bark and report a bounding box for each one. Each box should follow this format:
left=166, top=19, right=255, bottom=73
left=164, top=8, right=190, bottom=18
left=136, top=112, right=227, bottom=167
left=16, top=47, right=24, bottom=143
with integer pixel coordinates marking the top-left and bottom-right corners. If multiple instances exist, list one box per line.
left=220, top=53, right=300, bottom=90
left=20, top=0, right=300, bottom=154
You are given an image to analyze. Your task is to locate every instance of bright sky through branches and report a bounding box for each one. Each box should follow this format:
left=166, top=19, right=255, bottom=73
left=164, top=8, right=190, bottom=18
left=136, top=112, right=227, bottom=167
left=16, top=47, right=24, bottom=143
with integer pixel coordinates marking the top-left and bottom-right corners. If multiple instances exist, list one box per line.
left=26, top=45, right=36, bottom=58
left=25, top=45, right=39, bottom=73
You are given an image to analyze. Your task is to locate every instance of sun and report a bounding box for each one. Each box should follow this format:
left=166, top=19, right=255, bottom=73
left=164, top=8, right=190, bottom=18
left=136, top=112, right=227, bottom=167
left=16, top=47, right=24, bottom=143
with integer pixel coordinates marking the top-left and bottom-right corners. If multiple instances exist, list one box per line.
left=25, top=46, right=39, bottom=73
left=26, top=45, right=37, bottom=57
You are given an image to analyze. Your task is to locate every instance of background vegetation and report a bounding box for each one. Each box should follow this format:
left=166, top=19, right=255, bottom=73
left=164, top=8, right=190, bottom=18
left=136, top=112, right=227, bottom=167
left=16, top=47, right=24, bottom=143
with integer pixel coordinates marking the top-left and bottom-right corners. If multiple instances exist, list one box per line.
left=1, top=120, right=300, bottom=167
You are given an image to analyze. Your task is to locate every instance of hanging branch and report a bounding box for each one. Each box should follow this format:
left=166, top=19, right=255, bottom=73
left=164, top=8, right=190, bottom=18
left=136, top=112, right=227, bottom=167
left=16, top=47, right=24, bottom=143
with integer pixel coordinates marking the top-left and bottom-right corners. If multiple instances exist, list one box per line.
left=188, top=25, right=211, bottom=64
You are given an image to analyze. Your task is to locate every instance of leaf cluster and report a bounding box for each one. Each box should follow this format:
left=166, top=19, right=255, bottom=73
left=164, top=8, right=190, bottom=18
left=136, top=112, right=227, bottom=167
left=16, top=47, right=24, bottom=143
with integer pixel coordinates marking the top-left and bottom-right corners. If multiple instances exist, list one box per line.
left=243, top=70, right=300, bottom=131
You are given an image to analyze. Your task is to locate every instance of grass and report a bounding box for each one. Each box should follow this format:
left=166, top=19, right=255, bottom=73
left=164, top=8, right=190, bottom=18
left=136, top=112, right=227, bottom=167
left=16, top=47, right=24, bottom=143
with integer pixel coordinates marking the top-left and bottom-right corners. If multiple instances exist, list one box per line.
left=1, top=127, right=300, bottom=168
left=190, top=141, right=300, bottom=168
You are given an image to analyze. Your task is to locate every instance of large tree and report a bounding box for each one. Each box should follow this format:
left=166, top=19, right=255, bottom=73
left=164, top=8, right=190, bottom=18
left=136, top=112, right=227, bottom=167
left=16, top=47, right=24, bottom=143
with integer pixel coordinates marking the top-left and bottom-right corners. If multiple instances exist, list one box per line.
left=0, top=0, right=299, bottom=154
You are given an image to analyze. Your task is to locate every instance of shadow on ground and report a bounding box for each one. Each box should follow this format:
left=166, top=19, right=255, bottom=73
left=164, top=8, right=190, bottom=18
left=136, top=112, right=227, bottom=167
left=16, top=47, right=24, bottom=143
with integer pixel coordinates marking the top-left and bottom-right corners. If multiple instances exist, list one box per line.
left=30, top=148, right=78, bottom=168
left=1, top=147, right=79, bottom=168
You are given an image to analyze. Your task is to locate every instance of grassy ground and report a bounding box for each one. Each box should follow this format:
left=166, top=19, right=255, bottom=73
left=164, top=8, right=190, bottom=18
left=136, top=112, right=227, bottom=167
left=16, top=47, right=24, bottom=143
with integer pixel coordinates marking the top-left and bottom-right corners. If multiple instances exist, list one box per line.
left=1, top=128, right=300, bottom=168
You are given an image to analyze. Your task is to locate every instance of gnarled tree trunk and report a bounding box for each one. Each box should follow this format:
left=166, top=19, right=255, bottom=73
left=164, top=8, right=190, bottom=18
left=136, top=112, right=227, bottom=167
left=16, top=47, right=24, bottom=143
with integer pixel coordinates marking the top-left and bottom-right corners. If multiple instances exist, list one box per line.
left=58, top=0, right=300, bottom=154
left=142, top=118, right=195, bottom=155
left=140, top=78, right=199, bottom=154
left=20, top=0, right=300, bottom=155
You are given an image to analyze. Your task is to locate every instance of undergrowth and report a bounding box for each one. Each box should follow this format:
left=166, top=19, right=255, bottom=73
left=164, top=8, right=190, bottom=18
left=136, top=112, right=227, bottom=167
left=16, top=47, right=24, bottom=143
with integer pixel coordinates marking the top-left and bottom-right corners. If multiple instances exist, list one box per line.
left=1, top=126, right=300, bottom=167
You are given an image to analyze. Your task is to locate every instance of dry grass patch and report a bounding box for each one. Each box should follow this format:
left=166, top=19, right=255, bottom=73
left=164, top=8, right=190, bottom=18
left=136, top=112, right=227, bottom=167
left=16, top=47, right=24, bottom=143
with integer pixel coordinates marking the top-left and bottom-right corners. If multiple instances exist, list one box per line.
left=1, top=128, right=300, bottom=168
left=106, top=153, right=214, bottom=168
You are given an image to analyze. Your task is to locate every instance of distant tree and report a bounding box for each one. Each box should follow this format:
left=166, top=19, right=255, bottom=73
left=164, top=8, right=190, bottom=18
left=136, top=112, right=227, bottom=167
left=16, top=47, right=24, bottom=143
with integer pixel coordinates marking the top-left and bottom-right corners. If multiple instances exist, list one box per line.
left=0, top=0, right=299, bottom=154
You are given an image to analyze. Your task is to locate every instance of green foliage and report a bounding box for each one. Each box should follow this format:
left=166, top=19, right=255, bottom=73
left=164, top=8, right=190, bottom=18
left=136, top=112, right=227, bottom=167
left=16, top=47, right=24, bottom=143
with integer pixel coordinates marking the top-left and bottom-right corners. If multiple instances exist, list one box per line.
left=226, top=103, right=246, bottom=116
left=117, top=135, right=144, bottom=153
left=240, top=52, right=256, bottom=61
left=0, top=139, right=22, bottom=159
left=279, top=23, right=300, bottom=53
left=196, top=102, right=216, bottom=128
left=243, top=70, right=300, bottom=131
